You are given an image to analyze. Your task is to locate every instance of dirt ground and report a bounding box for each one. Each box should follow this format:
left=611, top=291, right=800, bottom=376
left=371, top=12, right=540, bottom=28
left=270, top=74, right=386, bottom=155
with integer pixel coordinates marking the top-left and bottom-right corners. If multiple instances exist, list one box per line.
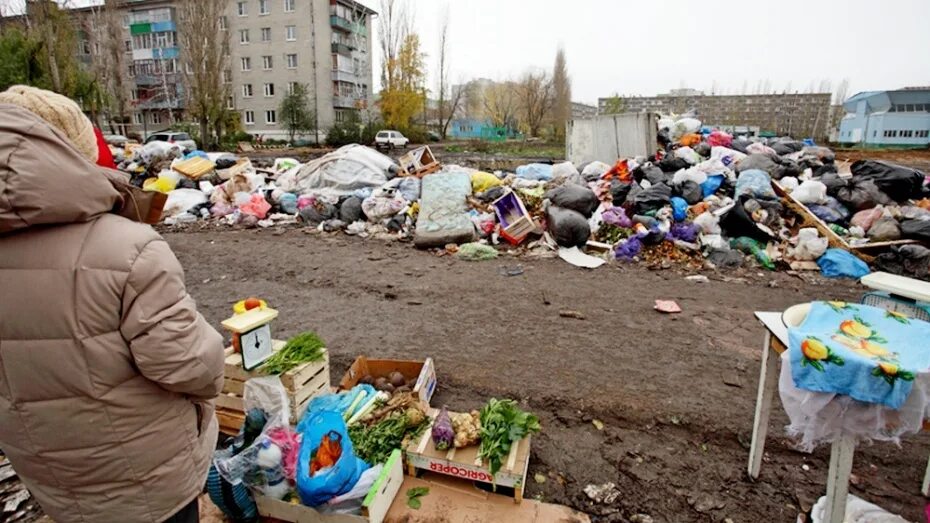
left=163, top=229, right=929, bottom=523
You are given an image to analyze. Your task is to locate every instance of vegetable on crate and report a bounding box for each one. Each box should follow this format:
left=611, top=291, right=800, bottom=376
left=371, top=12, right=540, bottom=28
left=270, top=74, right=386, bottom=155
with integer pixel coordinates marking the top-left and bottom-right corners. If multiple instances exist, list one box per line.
left=451, top=411, right=480, bottom=448
left=261, top=331, right=325, bottom=375
left=477, top=399, right=541, bottom=477
left=348, top=405, right=429, bottom=465
left=431, top=407, right=454, bottom=450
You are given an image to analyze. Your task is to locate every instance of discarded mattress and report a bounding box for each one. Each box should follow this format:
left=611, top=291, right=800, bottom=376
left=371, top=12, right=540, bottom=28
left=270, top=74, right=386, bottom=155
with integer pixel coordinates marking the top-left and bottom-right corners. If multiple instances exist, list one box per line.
left=414, top=170, right=476, bottom=248
left=276, top=144, right=395, bottom=197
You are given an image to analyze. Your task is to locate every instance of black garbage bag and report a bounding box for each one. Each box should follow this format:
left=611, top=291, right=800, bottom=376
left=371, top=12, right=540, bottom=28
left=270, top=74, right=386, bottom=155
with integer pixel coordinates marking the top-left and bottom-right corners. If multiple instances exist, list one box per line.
left=475, top=186, right=507, bottom=203
left=874, top=245, right=930, bottom=280
left=610, top=180, right=633, bottom=206
left=900, top=219, right=930, bottom=242
left=657, top=129, right=671, bottom=149
left=633, top=183, right=672, bottom=215
left=773, top=159, right=802, bottom=179
left=727, top=139, right=749, bottom=154
left=820, top=171, right=848, bottom=194
left=770, top=139, right=804, bottom=155
left=736, top=153, right=779, bottom=176
left=658, top=156, right=689, bottom=174
left=546, top=205, right=590, bottom=248
left=633, top=164, right=668, bottom=185
left=676, top=181, right=703, bottom=205
left=851, top=160, right=926, bottom=202
left=214, top=156, right=239, bottom=169
left=544, top=184, right=600, bottom=218
left=835, top=179, right=893, bottom=211
left=339, top=196, right=364, bottom=223
left=814, top=163, right=838, bottom=177
left=693, top=142, right=711, bottom=157
left=720, top=196, right=774, bottom=243
left=707, top=248, right=745, bottom=269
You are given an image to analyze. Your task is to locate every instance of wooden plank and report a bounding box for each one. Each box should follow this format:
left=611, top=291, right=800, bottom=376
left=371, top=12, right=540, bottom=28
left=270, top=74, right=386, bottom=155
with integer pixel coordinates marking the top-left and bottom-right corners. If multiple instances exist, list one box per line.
left=215, top=393, right=244, bottom=412
left=824, top=433, right=856, bottom=523
left=280, top=351, right=329, bottom=390
left=748, top=332, right=779, bottom=479
left=221, top=308, right=279, bottom=333
left=172, top=156, right=215, bottom=179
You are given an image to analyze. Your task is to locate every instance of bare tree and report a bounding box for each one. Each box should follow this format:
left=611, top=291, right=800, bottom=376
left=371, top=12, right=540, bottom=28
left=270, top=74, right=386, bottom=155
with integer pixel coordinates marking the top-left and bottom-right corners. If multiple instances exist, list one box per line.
left=515, top=70, right=554, bottom=138
left=482, top=81, right=517, bottom=130
left=833, top=78, right=849, bottom=105
left=434, top=6, right=461, bottom=139
left=818, top=79, right=832, bottom=94
left=379, top=0, right=411, bottom=94
left=177, top=0, right=230, bottom=147
left=551, top=46, right=570, bottom=141
left=85, top=0, right=131, bottom=134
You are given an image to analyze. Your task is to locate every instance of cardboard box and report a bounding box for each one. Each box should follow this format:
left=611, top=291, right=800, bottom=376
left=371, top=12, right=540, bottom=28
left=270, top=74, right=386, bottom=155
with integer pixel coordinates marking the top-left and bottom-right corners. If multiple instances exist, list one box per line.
left=254, top=449, right=404, bottom=523
left=492, top=190, right=535, bottom=245
left=339, top=356, right=436, bottom=405
left=404, top=409, right=531, bottom=503
left=216, top=343, right=330, bottom=434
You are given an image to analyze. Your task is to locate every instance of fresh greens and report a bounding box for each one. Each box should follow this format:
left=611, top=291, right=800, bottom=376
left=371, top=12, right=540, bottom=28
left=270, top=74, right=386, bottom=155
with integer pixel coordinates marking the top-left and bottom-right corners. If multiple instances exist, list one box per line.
left=348, top=412, right=429, bottom=465
left=477, top=399, right=541, bottom=477
left=261, top=332, right=325, bottom=374
left=405, top=487, right=429, bottom=509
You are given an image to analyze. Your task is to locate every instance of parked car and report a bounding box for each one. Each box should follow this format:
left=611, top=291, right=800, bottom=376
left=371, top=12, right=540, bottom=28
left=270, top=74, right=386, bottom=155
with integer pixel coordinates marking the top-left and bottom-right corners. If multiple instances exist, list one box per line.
left=374, top=130, right=409, bottom=150
left=144, top=131, right=197, bottom=153
left=427, top=130, right=441, bottom=142
left=103, top=134, right=130, bottom=147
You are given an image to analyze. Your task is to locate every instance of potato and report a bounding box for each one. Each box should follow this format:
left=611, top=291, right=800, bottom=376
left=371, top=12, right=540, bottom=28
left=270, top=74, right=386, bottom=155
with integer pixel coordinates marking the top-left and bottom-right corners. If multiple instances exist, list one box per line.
left=374, top=377, right=389, bottom=391
left=359, top=374, right=375, bottom=385
left=382, top=383, right=396, bottom=394
left=395, top=385, right=411, bottom=394
left=389, top=371, right=406, bottom=387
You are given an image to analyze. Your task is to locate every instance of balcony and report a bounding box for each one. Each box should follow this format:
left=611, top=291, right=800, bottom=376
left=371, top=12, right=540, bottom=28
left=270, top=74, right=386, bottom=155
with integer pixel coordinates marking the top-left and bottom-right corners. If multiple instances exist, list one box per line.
left=134, top=73, right=180, bottom=86
left=332, top=70, right=359, bottom=83
left=331, top=42, right=354, bottom=55
left=134, top=98, right=183, bottom=110
left=329, top=15, right=367, bottom=36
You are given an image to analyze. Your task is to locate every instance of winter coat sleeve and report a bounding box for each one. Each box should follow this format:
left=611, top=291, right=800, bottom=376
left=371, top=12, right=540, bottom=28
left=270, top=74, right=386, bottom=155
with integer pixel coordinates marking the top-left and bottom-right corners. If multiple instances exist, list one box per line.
left=121, top=238, right=225, bottom=399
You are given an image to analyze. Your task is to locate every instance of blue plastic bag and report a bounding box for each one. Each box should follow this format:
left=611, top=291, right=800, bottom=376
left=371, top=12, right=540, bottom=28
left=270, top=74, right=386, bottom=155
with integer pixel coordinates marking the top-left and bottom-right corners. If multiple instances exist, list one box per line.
left=298, top=385, right=376, bottom=431
left=184, top=150, right=209, bottom=160
left=670, top=197, right=688, bottom=222
left=734, top=169, right=776, bottom=200
left=701, top=175, right=725, bottom=198
left=515, top=163, right=553, bottom=181
left=296, top=410, right=369, bottom=507
left=817, top=248, right=870, bottom=279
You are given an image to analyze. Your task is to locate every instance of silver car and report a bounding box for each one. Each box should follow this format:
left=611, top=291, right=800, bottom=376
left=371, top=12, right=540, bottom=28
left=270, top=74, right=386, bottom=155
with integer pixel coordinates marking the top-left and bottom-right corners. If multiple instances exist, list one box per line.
left=144, top=131, right=197, bottom=153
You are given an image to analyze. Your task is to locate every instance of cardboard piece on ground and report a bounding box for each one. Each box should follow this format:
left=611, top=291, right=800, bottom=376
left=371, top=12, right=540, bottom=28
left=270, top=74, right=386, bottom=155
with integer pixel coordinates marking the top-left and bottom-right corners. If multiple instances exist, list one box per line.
left=172, top=156, right=215, bottom=179
left=558, top=246, right=606, bottom=268
left=385, top=473, right=591, bottom=523
left=654, top=300, right=682, bottom=313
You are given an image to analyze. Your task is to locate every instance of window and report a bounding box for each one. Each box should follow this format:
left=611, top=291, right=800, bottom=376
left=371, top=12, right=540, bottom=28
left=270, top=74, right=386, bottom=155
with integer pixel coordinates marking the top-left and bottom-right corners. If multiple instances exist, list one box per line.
left=151, top=112, right=161, bottom=124
left=242, top=84, right=253, bottom=97
left=164, top=59, right=176, bottom=73
left=285, top=25, right=296, bottom=41
left=239, top=29, right=250, bottom=44
left=261, top=28, right=271, bottom=41
left=219, top=16, right=227, bottom=30
left=185, top=62, right=193, bottom=74
left=237, top=1, right=247, bottom=16
left=873, top=130, right=877, bottom=137
left=259, top=0, right=269, bottom=14
left=919, top=130, right=929, bottom=138
left=286, top=54, right=297, bottom=68
left=262, top=55, right=273, bottom=70
left=227, top=96, right=234, bottom=110
left=287, top=81, right=299, bottom=94
left=134, top=113, right=143, bottom=124
left=264, top=83, right=275, bottom=97
left=124, top=39, right=131, bottom=52
left=240, top=57, right=251, bottom=71
left=223, top=69, right=232, bottom=83
left=906, top=104, right=915, bottom=112
left=244, top=110, right=255, bottom=125
left=265, top=110, right=277, bottom=124
left=80, top=40, right=91, bottom=54
left=284, top=0, right=295, bottom=11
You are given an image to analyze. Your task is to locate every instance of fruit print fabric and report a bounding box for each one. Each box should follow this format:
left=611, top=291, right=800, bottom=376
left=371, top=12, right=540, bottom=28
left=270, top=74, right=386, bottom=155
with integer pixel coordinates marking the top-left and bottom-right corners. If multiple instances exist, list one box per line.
left=788, top=301, right=930, bottom=409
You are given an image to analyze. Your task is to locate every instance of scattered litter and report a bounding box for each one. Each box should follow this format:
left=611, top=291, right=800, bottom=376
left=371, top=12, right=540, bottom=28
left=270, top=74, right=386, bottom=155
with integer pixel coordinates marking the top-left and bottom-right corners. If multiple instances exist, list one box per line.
left=591, top=419, right=604, bottom=431
left=654, top=300, right=682, bottom=314
left=685, top=275, right=710, bottom=283
left=534, top=473, right=547, bottom=484
left=559, top=310, right=586, bottom=320
left=498, top=265, right=525, bottom=277
left=583, top=482, right=621, bottom=505
left=558, top=246, right=606, bottom=268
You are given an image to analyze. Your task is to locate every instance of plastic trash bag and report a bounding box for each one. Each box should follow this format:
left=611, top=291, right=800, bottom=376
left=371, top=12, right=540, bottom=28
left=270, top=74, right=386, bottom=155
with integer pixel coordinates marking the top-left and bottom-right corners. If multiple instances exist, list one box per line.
left=546, top=205, right=590, bottom=248
left=694, top=212, right=721, bottom=235
left=239, top=194, right=272, bottom=219
left=671, top=117, right=702, bottom=139
left=634, top=164, right=668, bottom=185
left=581, top=161, right=611, bottom=181
left=678, top=133, right=702, bottom=147
left=809, top=197, right=849, bottom=224
left=672, top=166, right=707, bottom=186
left=770, top=139, right=804, bottom=156
left=850, top=207, right=883, bottom=232
left=362, top=195, right=405, bottom=221
left=900, top=219, right=930, bottom=242
left=677, top=181, right=703, bottom=205
left=614, top=235, right=643, bottom=260
left=720, top=197, right=773, bottom=243
left=339, top=196, right=364, bottom=223
left=674, top=146, right=701, bottom=165
left=143, top=169, right=181, bottom=193
left=779, top=177, right=799, bottom=192
left=515, top=163, right=553, bottom=181
left=874, top=245, right=930, bottom=279
left=788, top=228, right=828, bottom=261
left=658, top=156, right=690, bottom=174
left=278, top=193, right=298, bottom=215
left=601, top=206, right=632, bottom=228
left=544, top=184, right=600, bottom=218
left=700, top=175, right=725, bottom=198
left=736, top=153, right=779, bottom=177
left=817, top=248, right=870, bottom=278
left=850, top=160, right=926, bottom=202
left=163, top=189, right=208, bottom=218
left=633, top=183, right=672, bottom=215
left=710, top=146, right=747, bottom=169
left=320, top=463, right=384, bottom=515
left=835, top=179, right=893, bottom=211
left=707, top=130, right=733, bottom=148
left=396, top=177, right=421, bottom=201
left=746, top=142, right=777, bottom=156
left=867, top=217, right=902, bottom=241
left=670, top=197, right=688, bottom=222
left=296, top=410, right=369, bottom=507
left=471, top=171, right=502, bottom=193
left=735, top=169, right=776, bottom=200
left=792, top=180, right=828, bottom=205
left=551, top=161, right=580, bottom=181
left=610, top=180, right=634, bottom=206
left=730, top=236, right=775, bottom=270
left=457, top=242, right=499, bottom=261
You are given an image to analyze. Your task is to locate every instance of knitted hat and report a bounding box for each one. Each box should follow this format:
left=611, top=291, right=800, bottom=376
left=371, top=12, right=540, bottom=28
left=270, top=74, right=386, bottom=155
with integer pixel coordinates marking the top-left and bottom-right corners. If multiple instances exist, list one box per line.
left=0, top=85, right=98, bottom=162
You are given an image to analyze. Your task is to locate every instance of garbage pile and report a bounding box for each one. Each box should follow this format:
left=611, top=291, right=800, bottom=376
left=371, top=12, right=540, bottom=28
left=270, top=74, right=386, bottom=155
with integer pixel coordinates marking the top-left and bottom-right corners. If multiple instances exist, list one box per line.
left=111, top=129, right=930, bottom=279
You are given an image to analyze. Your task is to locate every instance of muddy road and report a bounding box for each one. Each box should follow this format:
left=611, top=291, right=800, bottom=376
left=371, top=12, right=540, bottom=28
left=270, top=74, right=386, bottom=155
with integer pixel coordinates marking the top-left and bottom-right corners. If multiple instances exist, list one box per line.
left=165, top=229, right=929, bottom=522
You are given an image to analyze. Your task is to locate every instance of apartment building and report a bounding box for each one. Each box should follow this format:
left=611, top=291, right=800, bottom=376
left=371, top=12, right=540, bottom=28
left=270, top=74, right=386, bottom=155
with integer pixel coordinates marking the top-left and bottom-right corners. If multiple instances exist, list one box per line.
left=226, top=0, right=375, bottom=139
left=59, top=0, right=375, bottom=139
left=598, top=92, right=833, bottom=140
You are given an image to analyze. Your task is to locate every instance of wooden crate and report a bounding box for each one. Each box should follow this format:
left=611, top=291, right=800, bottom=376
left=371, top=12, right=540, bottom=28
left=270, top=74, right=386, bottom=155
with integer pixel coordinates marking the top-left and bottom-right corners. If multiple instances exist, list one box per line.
left=404, top=409, right=531, bottom=503
left=398, top=146, right=441, bottom=178
left=254, top=449, right=404, bottom=523
left=339, top=356, right=436, bottom=406
left=216, top=342, right=330, bottom=434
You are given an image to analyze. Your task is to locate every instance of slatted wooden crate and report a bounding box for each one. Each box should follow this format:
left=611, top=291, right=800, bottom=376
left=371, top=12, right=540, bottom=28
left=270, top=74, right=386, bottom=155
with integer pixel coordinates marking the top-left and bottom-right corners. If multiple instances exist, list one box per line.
left=215, top=342, right=330, bottom=434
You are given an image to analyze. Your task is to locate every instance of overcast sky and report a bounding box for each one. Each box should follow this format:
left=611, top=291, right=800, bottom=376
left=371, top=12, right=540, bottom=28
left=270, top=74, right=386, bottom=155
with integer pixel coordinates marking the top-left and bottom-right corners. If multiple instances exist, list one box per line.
left=361, top=0, right=930, bottom=104
left=3, top=0, right=928, bottom=104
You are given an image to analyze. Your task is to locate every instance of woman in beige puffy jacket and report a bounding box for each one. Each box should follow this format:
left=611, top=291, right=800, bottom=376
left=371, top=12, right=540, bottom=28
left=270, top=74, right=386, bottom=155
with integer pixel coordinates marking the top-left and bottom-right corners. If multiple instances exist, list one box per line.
left=0, top=86, right=225, bottom=522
